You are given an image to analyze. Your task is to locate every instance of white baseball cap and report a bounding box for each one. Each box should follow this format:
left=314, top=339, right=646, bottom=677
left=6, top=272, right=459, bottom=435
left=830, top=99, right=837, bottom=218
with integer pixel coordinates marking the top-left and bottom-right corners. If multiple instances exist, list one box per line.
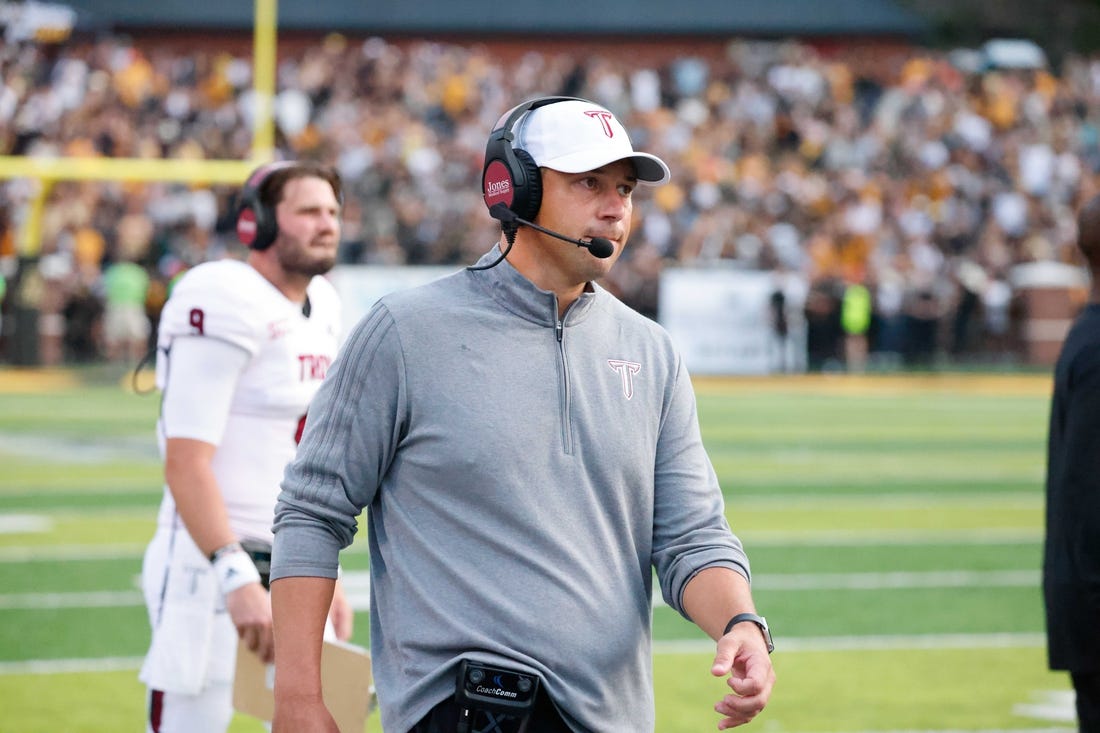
left=515, top=100, right=670, bottom=185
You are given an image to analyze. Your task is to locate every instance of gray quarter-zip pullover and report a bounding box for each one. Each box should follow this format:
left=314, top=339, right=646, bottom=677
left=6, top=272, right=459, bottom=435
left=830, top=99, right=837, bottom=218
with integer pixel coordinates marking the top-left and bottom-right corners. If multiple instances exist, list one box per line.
left=271, top=247, right=750, bottom=732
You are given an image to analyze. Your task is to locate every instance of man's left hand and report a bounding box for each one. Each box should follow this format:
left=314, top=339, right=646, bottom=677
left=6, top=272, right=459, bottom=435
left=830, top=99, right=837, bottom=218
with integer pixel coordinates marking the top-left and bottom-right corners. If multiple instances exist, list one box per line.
left=710, top=626, right=775, bottom=729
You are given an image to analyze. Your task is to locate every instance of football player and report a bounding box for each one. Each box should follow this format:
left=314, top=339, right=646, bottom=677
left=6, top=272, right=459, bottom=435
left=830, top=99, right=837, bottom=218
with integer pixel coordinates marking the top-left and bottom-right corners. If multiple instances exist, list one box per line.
left=140, top=161, right=352, bottom=733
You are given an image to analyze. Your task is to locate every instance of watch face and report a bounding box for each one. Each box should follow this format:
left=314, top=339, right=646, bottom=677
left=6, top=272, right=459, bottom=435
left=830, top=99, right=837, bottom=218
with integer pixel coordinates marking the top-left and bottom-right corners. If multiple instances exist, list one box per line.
left=756, top=616, right=775, bottom=653
left=726, top=613, right=774, bottom=653
left=761, top=624, right=775, bottom=653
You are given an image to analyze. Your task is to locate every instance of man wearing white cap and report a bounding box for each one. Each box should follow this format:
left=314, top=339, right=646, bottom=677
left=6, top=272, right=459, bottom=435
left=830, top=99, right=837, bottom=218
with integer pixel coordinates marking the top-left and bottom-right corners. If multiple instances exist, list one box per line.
left=269, top=97, right=775, bottom=733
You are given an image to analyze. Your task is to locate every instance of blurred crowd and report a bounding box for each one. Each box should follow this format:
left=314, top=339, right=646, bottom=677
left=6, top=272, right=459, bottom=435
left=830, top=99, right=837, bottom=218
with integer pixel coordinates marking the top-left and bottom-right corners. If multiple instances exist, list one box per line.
left=1, top=33, right=1099, bottom=370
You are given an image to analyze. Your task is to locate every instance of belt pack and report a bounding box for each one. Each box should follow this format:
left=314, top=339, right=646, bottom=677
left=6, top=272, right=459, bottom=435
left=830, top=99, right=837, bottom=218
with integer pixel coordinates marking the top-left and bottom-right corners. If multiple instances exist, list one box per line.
left=455, top=659, right=540, bottom=733
left=239, top=538, right=272, bottom=590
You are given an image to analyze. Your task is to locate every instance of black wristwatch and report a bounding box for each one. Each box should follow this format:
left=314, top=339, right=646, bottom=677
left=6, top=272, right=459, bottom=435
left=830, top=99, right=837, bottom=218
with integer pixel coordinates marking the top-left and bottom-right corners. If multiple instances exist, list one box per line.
left=723, top=612, right=774, bottom=654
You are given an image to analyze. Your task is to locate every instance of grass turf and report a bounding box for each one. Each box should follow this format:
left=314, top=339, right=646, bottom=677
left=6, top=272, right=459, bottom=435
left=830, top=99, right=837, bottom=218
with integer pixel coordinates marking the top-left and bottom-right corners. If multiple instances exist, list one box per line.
left=0, top=370, right=1068, bottom=732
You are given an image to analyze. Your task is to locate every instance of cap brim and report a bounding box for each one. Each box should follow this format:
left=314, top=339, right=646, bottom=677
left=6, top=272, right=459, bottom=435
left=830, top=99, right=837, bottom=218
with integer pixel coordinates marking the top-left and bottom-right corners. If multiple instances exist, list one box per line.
left=539, top=150, right=671, bottom=185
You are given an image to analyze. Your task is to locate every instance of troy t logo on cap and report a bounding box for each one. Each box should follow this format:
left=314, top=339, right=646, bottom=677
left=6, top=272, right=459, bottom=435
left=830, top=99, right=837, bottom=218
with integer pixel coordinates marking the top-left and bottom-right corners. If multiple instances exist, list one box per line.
left=583, top=110, right=616, bottom=138
left=516, top=100, right=671, bottom=184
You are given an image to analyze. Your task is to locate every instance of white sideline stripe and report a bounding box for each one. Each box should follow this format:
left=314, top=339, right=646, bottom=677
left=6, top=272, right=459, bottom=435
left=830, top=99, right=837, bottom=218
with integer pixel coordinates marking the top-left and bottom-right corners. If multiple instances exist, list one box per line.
left=0, top=633, right=1047, bottom=676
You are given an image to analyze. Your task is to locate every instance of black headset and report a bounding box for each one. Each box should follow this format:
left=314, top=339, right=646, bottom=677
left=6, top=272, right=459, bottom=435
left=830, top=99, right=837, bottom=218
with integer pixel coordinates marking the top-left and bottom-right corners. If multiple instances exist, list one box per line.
left=235, top=160, right=298, bottom=250
left=481, top=96, right=587, bottom=223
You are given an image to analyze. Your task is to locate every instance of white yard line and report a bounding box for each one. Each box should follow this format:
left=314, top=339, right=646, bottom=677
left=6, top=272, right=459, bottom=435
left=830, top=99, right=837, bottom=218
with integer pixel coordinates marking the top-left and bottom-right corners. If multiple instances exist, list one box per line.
left=744, top=528, right=1041, bottom=545
left=0, top=568, right=1039, bottom=611
left=734, top=493, right=1041, bottom=510
left=0, top=656, right=145, bottom=675
left=0, top=633, right=1047, bottom=676
left=1013, top=691, right=1077, bottom=724
left=0, top=544, right=147, bottom=561
left=0, top=590, right=144, bottom=609
left=0, top=514, right=52, bottom=533
left=0, top=542, right=370, bottom=562
left=0, top=526, right=1040, bottom=564
left=754, top=569, right=1039, bottom=590
left=651, top=632, right=1045, bottom=654
left=805, top=726, right=1069, bottom=730
left=0, top=432, right=157, bottom=463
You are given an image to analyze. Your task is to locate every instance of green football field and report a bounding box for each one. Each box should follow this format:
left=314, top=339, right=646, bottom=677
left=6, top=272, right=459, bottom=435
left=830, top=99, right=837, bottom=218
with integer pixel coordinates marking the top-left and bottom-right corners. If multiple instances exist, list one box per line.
left=0, top=369, right=1073, bottom=732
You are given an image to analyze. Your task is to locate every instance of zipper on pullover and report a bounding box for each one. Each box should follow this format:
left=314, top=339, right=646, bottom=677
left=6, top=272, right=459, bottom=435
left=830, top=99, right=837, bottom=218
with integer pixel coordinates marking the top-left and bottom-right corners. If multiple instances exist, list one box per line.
left=555, top=316, right=574, bottom=454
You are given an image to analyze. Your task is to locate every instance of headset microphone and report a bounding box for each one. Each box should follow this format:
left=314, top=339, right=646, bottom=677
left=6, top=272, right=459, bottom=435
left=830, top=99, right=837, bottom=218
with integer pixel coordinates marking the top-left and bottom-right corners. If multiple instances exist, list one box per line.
left=489, top=203, right=614, bottom=259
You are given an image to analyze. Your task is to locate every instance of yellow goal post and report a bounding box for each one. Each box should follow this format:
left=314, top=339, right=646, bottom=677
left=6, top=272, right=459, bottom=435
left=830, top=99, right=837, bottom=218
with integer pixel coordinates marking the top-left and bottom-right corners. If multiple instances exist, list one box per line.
left=0, top=0, right=280, bottom=257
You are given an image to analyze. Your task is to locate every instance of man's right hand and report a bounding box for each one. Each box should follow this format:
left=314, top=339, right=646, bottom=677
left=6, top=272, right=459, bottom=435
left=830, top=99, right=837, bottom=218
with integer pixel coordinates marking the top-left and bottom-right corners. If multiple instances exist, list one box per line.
left=226, top=581, right=274, bottom=663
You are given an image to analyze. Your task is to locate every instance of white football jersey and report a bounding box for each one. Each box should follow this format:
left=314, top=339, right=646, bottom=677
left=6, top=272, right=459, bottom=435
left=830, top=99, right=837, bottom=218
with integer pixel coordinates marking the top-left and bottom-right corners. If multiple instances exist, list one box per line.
left=154, top=259, right=342, bottom=543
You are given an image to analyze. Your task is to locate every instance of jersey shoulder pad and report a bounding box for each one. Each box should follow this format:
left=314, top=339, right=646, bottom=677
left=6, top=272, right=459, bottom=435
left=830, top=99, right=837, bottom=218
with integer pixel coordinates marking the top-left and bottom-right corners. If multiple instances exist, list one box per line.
left=158, top=260, right=271, bottom=356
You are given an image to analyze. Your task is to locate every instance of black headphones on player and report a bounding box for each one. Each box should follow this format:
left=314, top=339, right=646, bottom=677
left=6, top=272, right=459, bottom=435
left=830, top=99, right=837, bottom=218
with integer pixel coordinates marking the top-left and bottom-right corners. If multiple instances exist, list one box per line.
left=481, top=96, right=587, bottom=223
left=235, top=160, right=298, bottom=250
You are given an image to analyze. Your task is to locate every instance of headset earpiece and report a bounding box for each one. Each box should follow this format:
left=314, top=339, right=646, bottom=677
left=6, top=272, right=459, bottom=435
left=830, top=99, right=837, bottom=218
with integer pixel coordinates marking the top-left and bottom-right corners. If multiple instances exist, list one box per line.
left=236, top=161, right=297, bottom=250
left=500, top=147, right=542, bottom=222
left=482, top=96, right=584, bottom=223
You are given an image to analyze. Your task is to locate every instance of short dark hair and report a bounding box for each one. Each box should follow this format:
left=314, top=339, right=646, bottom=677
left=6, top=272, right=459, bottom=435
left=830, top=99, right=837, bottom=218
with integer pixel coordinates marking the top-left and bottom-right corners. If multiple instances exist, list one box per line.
left=259, top=162, right=343, bottom=211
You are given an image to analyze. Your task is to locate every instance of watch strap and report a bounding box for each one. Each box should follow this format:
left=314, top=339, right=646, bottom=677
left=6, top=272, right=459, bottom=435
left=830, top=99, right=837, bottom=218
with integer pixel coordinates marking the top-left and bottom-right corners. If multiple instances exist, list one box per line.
left=723, top=612, right=774, bottom=653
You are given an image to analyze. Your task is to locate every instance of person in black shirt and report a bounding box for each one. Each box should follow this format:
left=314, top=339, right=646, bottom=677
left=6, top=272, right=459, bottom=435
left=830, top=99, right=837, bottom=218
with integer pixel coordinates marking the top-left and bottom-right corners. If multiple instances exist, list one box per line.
left=1044, top=192, right=1100, bottom=733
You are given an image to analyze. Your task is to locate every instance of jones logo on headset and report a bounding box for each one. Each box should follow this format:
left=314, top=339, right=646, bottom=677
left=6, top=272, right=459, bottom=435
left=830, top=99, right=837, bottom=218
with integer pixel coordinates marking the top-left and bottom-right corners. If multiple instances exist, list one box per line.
left=482, top=160, right=514, bottom=208
left=236, top=209, right=259, bottom=246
